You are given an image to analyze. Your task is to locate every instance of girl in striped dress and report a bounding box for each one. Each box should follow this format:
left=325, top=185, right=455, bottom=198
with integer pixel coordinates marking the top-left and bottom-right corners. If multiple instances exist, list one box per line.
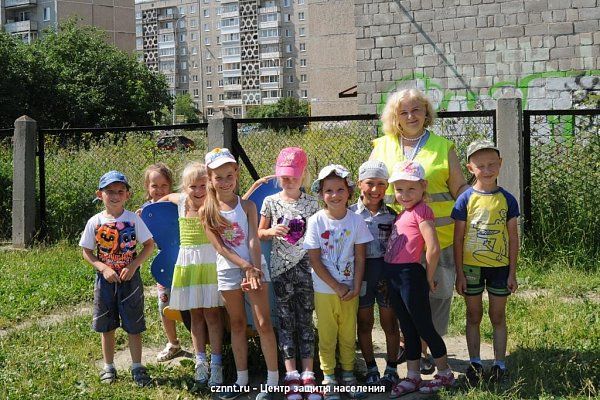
left=161, top=161, right=224, bottom=387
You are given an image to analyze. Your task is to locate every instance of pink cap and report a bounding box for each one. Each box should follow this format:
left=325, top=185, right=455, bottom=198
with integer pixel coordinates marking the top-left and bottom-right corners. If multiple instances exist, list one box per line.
left=275, top=147, right=307, bottom=178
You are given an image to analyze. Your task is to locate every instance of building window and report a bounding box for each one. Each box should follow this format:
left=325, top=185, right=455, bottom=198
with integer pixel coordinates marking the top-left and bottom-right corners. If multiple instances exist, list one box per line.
left=218, top=64, right=223, bottom=72
left=179, top=33, right=186, bottom=42
left=205, top=51, right=212, bottom=60
left=300, top=58, right=306, bottom=67
left=232, top=107, right=242, bottom=115
left=207, top=94, right=213, bottom=102
left=193, top=89, right=199, bottom=97
left=191, top=46, right=198, bottom=54
left=193, top=61, right=199, bottom=68
left=283, top=0, right=291, bottom=6
left=135, top=10, right=142, bottom=19
left=285, top=29, right=291, bottom=37
left=178, top=6, right=186, bottom=15
left=284, top=13, right=291, bottom=22
left=298, top=12, right=305, bottom=20
left=285, top=44, right=292, bottom=53
left=300, top=74, right=307, bottom=82
left=206, top=80, right=212, bottom=88
left=299, top=27, right=305, bottom=36
left=216, top=36, right=221, bottom=44
left=298, top=0, right=305, bottom=4
left=301, top=89, right=308, bottom=98
left=206, top=65, right=212, bottom=74
left=43, top=7, right=52, bottom=21
left=204, top=37, right=210, bottom=45
left=287, top=90, right=294, bottom=97
left=190, top=18, right=197, bottom=28
left=217, top=7, right=222, bottom=15
left=190, top=4, right=197, bottom=13
left=193, top=75, right=199, bottom=82
left=181, top=61, right=187, bottom=69
left=218, top=79, right=224, bottom=87
left=285, top=58, right=293, bottom=68
left=288, top=75, right=294, bottom=83
left=204, top=23, right=210, bottom=31
left=219, top=93, right=225, bottom=101
left=299, top=42, right=306, bottom=51
left=191, top=32, right=198, bottom=41
left=203, top=9, right=209, bottom=17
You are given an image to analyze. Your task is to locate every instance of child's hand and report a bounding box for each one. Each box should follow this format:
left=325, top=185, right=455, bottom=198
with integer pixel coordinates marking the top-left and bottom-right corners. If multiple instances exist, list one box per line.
left=341, top=287, right=359, bottom=301
left=102, top=267, right=121, bottom=283
left=428, top=278, right=438, bottom=293
left=455, top=274, right=467, bottom=296
left=333, top=282, right=351, bottom=299
left=507, top=274, right=518, bottom=293
left=244, top=266, right=264, bottom=290
left=270, top=224, right=290, bottom=238
left=119, top=266, right=137, bottom=281
left=135, top=208, right=142, bottom=216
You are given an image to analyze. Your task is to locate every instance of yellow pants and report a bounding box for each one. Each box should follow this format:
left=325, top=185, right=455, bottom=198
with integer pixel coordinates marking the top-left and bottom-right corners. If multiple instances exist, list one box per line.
left=314, top=292, right=359, bottom=375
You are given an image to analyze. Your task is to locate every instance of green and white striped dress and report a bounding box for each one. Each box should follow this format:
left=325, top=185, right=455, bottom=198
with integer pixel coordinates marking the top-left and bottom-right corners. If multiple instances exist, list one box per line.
left=170, top=194, right=223, bottom=310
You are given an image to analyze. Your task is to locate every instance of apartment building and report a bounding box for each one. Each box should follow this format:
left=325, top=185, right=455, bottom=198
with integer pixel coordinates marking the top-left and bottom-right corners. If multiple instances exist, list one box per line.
left=1, top=0, right=135, bottom=51
left=136, top=0, right=310, bottom=117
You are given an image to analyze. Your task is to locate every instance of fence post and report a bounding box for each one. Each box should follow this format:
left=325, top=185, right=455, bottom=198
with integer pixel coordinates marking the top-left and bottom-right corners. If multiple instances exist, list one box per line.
left=496, top=97, right=524, bottom=234
left=12, top=115, right=37, bottom=248
left=207, top=111, right=234, bottom=151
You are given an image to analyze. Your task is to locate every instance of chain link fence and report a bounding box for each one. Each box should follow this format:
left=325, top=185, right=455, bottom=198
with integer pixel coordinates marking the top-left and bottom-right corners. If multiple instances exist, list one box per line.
left=234, top=112, right=495, bottom=193
left=0, top=128, right=13, bottom=242
left=524, top=110, right=600, bottom=258
left=39, top=125, right=208, bottom=241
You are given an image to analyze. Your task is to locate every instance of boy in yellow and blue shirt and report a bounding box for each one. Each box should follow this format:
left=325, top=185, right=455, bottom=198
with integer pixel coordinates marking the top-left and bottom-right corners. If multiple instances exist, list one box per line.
left=451, top=140, right=519, bottom=385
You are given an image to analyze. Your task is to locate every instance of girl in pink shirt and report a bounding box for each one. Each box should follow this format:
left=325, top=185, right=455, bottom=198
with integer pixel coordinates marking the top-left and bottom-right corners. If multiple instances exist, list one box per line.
left=384, top=161, right=455, bottom=396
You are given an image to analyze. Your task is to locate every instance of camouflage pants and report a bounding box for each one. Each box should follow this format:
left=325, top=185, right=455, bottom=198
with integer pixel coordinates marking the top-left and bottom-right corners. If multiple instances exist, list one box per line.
left=272, top=258, right=315, bottom=360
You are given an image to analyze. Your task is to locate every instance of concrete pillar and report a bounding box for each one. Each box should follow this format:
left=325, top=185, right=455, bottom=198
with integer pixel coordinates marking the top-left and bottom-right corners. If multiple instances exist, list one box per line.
left=207, top=111, right=235, bottom=153
left=496, top=97, right=524, bottom=233
left=12, top=115, right=37, bottom=247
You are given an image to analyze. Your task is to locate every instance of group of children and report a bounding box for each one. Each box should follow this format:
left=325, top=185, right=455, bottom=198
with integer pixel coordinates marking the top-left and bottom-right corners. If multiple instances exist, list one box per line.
left=80, top=138, right=519, bottom=397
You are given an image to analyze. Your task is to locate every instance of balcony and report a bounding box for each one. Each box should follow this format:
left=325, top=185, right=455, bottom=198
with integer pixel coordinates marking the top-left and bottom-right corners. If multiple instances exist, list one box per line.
left=3, top=20, right=37, bottom=33
left=258, top=36, right=281, bottom=45
left=4, top=0, right=36, bottom=8
left=220, top=25, right=240, bottom=35
left=259, top=20, right=279, bottom=29
left=262, top=97, right=279, bottom=105
left=223, top=84, right=242, bottom=91
left=260, top=51, right=281, bottom=59
left=260, top=66, right=282, bottom=76
left=158, top=13, right=176, bottom=21
left=260, top=81, right=281, bottom=90
left=222, top=54, right=241, bottom=63
left=224, top=98, right=242, bottom=106
left=258, top=6, right=279, bottom=14
left=222, top=69, right=241, bottom=77
left=221, top=10, right=238, bottom=18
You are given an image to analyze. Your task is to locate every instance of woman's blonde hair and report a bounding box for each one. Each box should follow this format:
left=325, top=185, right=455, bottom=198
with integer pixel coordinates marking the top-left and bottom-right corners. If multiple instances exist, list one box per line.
left=143, top=162, right=174, bottom=200
left=380, top=89, right=437, bottom=137
left=200, top=163, right=237, bottom=233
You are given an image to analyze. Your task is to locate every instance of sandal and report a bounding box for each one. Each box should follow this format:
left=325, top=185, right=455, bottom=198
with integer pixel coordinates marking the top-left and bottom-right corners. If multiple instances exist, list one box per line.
left=99, top=367, right=117, bottom=384
left=131, top=366, right=153, bottom=388
left=322, top=377, right=340, bottom=400
left=284, top=376, right=302, bottom=400
left=389, top=377, right=422, bottom=398
left=302, top=375, right=323, bottom=400
left=156, top=342, right=183, bottom=362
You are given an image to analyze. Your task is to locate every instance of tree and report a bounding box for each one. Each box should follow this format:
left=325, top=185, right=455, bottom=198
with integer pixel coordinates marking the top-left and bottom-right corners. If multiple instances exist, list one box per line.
left=0, top=19, right=172, bottom=128
left=0, top=34, right=28, bottom=127
left=246, top=97, right=310, bottom=118
left=162, top=93, right=202, bottom=124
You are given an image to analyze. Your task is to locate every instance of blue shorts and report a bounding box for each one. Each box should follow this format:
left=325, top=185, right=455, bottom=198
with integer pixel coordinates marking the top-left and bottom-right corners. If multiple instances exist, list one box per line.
left=92, top=270, right=146, bottom=334
left=359, top=258, right=391, bottom=309
left=463, top=265, right=511, bottom=297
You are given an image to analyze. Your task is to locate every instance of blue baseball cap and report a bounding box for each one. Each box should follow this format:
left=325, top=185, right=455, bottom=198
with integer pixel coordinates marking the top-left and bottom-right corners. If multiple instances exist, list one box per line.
left=98, top=170, right=130, bottom=190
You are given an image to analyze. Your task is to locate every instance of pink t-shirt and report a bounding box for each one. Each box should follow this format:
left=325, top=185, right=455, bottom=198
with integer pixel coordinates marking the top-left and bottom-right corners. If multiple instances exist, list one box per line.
left=384, top=201, right=435, bottom=264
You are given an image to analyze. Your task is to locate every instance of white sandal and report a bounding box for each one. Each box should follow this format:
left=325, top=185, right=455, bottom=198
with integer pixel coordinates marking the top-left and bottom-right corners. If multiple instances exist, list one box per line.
left=156, top=342, right=182, bottom=362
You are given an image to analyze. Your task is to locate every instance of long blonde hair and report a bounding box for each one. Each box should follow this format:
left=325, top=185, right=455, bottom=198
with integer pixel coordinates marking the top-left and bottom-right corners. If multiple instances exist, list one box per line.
left=381, top=89, right=436, bottom=137
left=143, top=162, right=173, bottom=200
left=200, top=164, right=237, bottom=233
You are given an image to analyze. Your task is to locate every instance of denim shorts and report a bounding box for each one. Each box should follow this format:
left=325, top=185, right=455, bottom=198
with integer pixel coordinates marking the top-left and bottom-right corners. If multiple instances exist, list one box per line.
left=359, top=257, right=391, bottom=308
left=93, top=270, right=145, bottom=334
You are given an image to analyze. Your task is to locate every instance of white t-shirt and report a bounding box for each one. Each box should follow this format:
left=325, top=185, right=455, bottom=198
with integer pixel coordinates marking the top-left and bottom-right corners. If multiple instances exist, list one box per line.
left=79, top=210, right=153, bottom=271
left=303, top=209, right=373, bottom=294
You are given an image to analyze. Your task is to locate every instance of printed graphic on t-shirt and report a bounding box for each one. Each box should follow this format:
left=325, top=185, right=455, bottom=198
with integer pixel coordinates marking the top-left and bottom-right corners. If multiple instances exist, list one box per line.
left=469, top=209, right=509, bottom=265
left=278, top=215, right=306, bottom=245
left=386, top=228, right=407, bottom=258
left=321, top=228, right=353, bottom=278
left=222, top=222, right=245, bottom=248
left=95, top=221, right=138, bottom=271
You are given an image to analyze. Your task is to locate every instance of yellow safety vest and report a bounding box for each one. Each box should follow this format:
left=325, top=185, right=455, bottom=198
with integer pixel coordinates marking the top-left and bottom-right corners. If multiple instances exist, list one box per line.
left=371, top=132, right=456, bottom=249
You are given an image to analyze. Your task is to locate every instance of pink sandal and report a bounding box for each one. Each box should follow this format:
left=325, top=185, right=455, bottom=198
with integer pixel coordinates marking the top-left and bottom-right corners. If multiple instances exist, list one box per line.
left=302, top=375, right=324, bottom=400
left=285, top=376, right=302, bottom=400
left=389, top=377, right=422, bottom=398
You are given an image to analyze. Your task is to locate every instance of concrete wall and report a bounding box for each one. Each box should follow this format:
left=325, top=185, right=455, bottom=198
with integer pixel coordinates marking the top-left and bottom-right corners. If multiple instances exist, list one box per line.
left=307, top=0, right=358, bottom=115
left=355, top=0, right=600, bottom=113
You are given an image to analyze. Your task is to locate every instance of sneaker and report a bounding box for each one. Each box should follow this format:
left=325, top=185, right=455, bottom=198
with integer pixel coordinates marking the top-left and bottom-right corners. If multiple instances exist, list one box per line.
left=219, top=383, right=251, bottom=400
left=418, top=373, right=455, bottom=394
left=365, top=367, right=380, bottom=385
left=99, top=366, right=117, bottom=384
left=156, top=342, right=183, bottom=362
left=489, top=365, right=508, bottom=383
left=379, top=369, right=399, bottom=391
left=322, top=377, right=340, bottom=400
left=256, top=388, right=275, bottom=400
left=419, top=356, right=435, bottom=375
left=389, top=377, right=422, bottom=398
left=195, top=361, right=210, bottom=385
left=341, top=373, right=367, bottom=399
left=131, top=366, right=152, bottom=388
left=465, top=362, right=483, bottom=385
left=396, top=346, right=407, bottom=364
left=208, top=365, right=224, bottom=388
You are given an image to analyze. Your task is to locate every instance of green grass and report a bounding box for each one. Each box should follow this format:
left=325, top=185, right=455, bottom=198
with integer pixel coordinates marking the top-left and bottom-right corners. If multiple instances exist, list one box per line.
left=1, top=244, right=599, bottom=399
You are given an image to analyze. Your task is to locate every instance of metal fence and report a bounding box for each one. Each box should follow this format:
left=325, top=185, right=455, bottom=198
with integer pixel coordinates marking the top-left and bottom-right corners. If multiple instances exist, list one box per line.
left=523, top=109, right=600, bottom=253
left=0, top=128, right=13, bottom=242
left=233, top=111, right=496, bottom=193
left=37, top=123, right=208, bottom=240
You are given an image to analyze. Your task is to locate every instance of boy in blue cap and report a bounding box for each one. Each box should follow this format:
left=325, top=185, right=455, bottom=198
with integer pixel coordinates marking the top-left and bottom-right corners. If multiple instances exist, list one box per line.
left=79, top=171, right=155, bottom=387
